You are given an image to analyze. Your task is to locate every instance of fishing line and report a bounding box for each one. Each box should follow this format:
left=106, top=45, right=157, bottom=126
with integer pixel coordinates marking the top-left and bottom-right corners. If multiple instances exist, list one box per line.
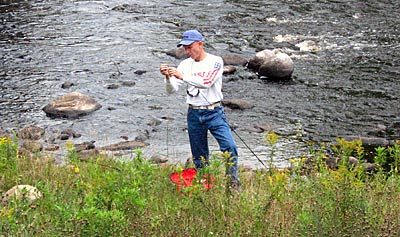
left=166, top=56, right=267, bottom=169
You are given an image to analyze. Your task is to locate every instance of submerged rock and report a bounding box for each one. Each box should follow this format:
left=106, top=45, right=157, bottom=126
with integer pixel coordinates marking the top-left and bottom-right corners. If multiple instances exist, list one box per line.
left=42, top=92, right=102, bottom=118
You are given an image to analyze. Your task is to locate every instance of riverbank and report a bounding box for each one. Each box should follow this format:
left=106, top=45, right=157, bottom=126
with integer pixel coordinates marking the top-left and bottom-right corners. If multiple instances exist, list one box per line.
left=1, top=136, right=400, bottom=236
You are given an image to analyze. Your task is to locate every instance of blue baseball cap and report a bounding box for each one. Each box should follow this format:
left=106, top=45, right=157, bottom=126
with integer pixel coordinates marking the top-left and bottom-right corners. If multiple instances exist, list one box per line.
left=177, top=30, right=205, bottom=47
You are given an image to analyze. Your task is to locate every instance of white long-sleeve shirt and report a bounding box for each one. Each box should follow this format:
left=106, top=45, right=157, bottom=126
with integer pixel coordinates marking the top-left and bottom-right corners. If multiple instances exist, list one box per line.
left=165, top=53, right=224, bottom=106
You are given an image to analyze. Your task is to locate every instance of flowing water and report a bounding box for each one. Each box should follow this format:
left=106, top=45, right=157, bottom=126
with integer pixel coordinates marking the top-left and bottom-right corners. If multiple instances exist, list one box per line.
left=1, top=0, right=399, bottom=168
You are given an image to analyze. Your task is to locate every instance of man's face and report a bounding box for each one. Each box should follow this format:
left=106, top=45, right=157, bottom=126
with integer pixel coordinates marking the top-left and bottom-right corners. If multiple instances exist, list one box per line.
left=183, top=41, right=203, bottom=61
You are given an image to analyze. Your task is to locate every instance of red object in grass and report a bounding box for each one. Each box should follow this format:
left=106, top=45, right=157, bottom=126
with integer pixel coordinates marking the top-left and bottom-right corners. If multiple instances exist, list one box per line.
left=170, top=168, right=215, bottom=191
left=201, top=173, right=215, bottom=190
left=170, top=168, right=197, bottom=191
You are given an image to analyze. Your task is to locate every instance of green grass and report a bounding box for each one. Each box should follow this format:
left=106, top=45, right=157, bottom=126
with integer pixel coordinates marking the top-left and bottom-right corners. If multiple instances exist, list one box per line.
left=1, top=135, right=400, bottom=236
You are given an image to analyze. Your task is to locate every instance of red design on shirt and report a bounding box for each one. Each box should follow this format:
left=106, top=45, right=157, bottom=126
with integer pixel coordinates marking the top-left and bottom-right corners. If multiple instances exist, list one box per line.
left=202, top=69, right=219, bottom=85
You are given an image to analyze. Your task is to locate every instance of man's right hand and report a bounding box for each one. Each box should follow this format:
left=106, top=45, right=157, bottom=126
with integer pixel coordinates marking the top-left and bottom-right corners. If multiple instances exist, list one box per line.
left=160, top=64, right=169, bottom=76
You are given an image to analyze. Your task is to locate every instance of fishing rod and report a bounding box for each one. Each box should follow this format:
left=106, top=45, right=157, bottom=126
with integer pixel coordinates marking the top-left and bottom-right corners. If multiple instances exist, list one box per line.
left=166, top=56, right=268, bottom=169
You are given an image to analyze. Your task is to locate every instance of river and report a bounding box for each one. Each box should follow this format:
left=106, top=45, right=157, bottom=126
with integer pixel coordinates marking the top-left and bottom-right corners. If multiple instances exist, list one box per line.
left=1, top=0, right=399, bottom=169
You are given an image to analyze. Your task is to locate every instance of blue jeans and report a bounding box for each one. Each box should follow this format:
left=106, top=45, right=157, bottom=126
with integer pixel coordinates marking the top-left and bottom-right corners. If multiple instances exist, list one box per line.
left=187, top=106, right=240, bottom=183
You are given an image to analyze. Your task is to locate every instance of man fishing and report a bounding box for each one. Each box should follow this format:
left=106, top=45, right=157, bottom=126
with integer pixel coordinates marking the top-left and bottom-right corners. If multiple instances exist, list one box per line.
left=159, top=29, right=241, bottom=190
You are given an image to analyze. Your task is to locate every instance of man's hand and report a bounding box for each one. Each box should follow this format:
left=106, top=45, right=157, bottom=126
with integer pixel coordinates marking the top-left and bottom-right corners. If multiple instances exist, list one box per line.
left=160, top=64, right=169, bottom=76
left=168, top=67, right=183, bottom=80
left=160, top=64, right=183, bottom=80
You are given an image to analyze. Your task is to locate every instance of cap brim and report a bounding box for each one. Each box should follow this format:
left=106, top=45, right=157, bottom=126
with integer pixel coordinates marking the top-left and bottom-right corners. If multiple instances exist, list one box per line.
left=177, top=40, right=195, bottom=47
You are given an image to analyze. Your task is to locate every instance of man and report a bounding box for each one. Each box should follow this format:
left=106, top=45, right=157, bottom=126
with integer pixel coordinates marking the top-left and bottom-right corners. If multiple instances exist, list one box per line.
left=159, top=29, right=241, bottom=189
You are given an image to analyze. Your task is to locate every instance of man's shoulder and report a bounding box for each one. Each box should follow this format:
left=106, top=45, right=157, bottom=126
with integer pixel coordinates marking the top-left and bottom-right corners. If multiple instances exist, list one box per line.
left=206, top=53, right=221, bottom=59
left=206, top=53, right=223, bottom=63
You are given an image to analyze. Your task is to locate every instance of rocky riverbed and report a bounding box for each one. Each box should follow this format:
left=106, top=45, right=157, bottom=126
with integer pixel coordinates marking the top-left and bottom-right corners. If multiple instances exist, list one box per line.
left=1, top=0, right=399, bottom=168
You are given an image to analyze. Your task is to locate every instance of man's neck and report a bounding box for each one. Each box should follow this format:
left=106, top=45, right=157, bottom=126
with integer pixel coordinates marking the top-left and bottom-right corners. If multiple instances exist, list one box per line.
left=194, top=51, right=207, bottom=62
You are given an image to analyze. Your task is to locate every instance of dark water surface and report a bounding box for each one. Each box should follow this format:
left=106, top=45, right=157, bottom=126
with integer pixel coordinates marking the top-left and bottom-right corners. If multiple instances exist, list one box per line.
left=1, top=0, right=399, bottom=168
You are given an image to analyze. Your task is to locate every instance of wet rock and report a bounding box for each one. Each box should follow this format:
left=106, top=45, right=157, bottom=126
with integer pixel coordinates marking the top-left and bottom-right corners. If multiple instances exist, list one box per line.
left=106, top=84, right=119, bottom=89
left=74, top=141, right=95, bottom=152
left=222, top=55, right=248, bottom=66
left=248, top=49, right=294, bottom=79
left=2, top=185, right=42, bottom=204
left=343, top=136, right=391, bottom=148
left=362, top=162, right=376, bottom=173
left=222, top=99, right=254, bottom=110
left=386, top=120, right=400, bottom=139
left=248, top=49, right=275, bottom=70
left=61, top=128, right=81, bottom=139
left=100, top=141, right=147, bottom=151
left=111, top=3, right=142, bottom=13
left=0, top=129, right=10, bottom=139
left=161, top=113, right=174, bottom=120
left=61, top=81, right=74, bottom=89
left=243, top=126, right=264, bottom=133
left=18, top=125, right=45, bottom=140
left=367, top=124, right=387, bottom=137
left=223, top=65, right=236, bottom=75
left=342, top=136, right=392, bottom=162
left=57, top=133, right=70, bottom=140
left=134, top=130, right=150, bottom=142
left=258, top=52, right=294, bottom=79
left=325, top=156, right=359, bottom=170
left=121, top=81, right=136, bottom=87
left=147, top=116, right=162, bottom=127
left=166, top=47, right=188, bottom=60
left=254, top=123, right=281, bottom=132
left=21, top=140, right=43, bottom=152
left=150, top=154, right=168, bottom=164
left=42, top=92, right=102, bottom=118
left=325, top=157, right=340, bottom=170
left=134, top=70, right=147, bottom=75
left=348, top=156, right=359, bottom=167
left=44, top=144, right=60, bottom=151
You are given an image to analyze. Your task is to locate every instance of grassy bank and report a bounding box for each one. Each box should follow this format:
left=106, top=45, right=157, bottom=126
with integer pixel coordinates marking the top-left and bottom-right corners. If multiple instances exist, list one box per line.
left=1, top=135, right=400, bottom=236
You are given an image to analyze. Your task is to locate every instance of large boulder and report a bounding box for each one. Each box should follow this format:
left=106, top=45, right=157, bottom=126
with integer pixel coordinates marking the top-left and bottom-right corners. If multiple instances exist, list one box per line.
left=43, top=92, right=102, bottom=118
left=248, top=49, right=294, bottom=79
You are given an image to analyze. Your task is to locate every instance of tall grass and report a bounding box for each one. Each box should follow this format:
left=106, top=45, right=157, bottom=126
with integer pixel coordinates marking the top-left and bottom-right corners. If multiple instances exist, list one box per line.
left=1, top=135, right=400, bottom=236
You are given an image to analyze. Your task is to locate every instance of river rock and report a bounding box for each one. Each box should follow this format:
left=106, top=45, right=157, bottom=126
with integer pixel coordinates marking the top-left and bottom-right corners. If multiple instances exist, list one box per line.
left=0, top=129, right=10, bottom=139
left=150, top=154, right=168, bottom=164
left=2, top=185, right=42, bottom=204
left=222, top=55, right=248, bottom=66
left=343, top=136, right=391, bottom=148
left=42, top=92, right=102, bottom=118
left=248, top=49, right=294, bottom=79
left=258, top=52, right=294, bottom=79
left=247, top=49, right=275, bottom=70
left=18, top=125, right=45, bottom=140
left=74, top=141, right=96, bottom=152
left=100, top=140, right=147, bottom=151
left=61, top=81, right=74, bottom=89
left=21, top=140, right=43, bottom=152
left=387, top=120, right=400, bottom=139
left=61, top=128, right=81, bottom=139
left=223, top=65, right=236, bottom=75
left=166, top=47, right=188, bottom=60
left=222, top=99, right=254, bottom=110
